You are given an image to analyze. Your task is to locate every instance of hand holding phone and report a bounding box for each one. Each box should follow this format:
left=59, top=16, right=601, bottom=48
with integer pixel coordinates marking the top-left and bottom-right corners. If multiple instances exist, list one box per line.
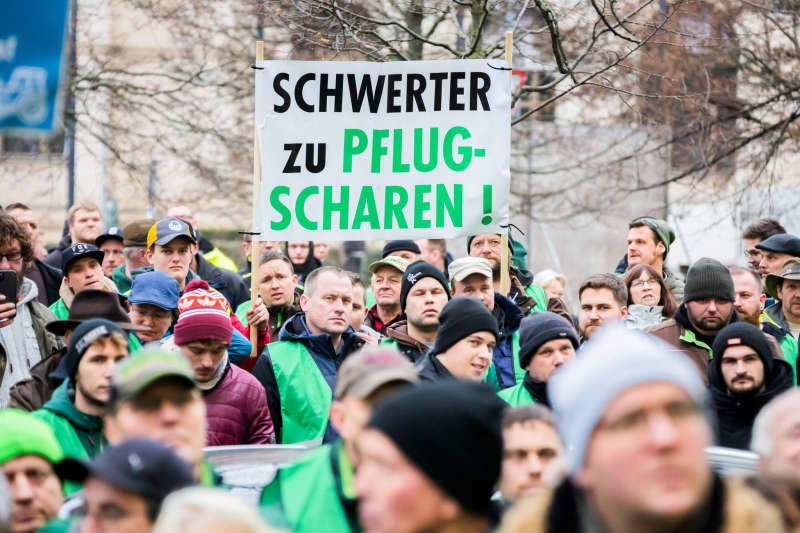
left=0, top=270, right=18, bottom=328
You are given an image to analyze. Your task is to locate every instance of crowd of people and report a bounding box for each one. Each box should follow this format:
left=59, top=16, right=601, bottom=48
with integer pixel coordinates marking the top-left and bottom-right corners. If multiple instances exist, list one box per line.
left=1, top=200, right=800, bottom=532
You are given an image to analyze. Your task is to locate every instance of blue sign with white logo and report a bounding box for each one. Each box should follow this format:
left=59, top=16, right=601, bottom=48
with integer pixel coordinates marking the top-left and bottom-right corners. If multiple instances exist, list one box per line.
left=0, top=0, right=70, bottom=135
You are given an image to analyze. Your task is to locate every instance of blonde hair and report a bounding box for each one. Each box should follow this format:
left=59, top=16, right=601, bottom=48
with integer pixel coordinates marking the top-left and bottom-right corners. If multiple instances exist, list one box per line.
left=534, top=269, right=566, bottom=289
left=152, top=488, right=275, bottom=533
left=68, top=200, right=101, bottom=225
left=89, top=331, right=128, bottom=353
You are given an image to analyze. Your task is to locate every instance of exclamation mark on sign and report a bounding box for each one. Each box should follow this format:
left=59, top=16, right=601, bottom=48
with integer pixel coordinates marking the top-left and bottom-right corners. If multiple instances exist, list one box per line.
left=482, top=185, right=492, bottom=225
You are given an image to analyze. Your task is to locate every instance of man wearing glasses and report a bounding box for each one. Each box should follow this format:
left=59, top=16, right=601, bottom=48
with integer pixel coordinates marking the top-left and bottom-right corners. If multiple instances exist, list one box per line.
left=741, top=218, right=787, bottom=277
left=0, top=215, right=63, bottom=408
left=623, top=216, right=685, bottom=304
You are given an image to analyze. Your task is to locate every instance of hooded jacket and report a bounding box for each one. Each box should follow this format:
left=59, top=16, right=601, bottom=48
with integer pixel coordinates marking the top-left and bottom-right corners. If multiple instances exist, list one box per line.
left=383, top=320, right=431, bottom=363
left=708, top=348, right=793, bottom=450
left=203, top=361, right=275, bottom=445
left=285, top=242, right=322, bottom=284
left=32, top=380, right=107, bottom=460
left=252, top=313, right=364, bottom=444
left=49, top=276, right=120, bottom=320
left=0, top=279, right=63, bottom=406
left=111, top=264, right=132, bottom=294
left=491, top=293, right=524, bottom=389
left=501, top=475, right=785, bottom=533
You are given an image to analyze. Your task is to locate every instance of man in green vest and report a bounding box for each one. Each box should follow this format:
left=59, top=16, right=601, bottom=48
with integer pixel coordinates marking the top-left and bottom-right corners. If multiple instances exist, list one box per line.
left=498, top=312, right=578, bottom=407
left=253, top=266, right=365, bottom=444
left=498, top=405, right=564, bottom=504
left=49, top=244, right=119, bottom=320
left=0, top=409, right=72, bottom=532
left=103, top=349, right=218, bottom=486
left=448, top=257, right=523, bottom=389
left=260, top=345, right=418, bottom=532
left=382, top=261, right=450, bottom=362
left=34, top=319, right=130, bottom=461
left=415, top=297, right=498, bottom=382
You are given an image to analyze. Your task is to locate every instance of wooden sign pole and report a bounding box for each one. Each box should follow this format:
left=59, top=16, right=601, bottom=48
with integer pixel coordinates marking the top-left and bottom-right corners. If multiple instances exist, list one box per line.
left=500, top=31, right=513, bottom=296
left=250, top=40, right=264, bottom=359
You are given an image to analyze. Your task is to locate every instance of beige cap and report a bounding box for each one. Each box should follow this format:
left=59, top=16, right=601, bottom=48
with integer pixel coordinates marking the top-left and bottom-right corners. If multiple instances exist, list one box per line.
left=369, top=255, right=409, bottom=274
left=448, top=257, right=493, bottom=282
left=334, top=346, right=419, bottom=399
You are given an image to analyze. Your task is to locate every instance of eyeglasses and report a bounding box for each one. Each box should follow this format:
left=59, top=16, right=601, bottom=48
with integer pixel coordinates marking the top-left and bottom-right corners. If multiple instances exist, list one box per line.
left=0, top=251, right=22, bottom=263
left=631, top=279, right=657, bottom=289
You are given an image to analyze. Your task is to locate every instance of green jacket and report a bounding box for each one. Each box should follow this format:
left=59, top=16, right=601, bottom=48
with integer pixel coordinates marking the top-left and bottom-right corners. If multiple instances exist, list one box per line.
left=48, top=298, right=69, bottom=320
left=260, top=441, right=360, bottom=532
left=269, top=341, right=333, bottom=444
left=111, top=264, right=132, bottom=293
left=525, top=283, right=547, bottom=314
left=498, top=382, right=536, bottom=407
left=33, top=380, right=107, bottom=461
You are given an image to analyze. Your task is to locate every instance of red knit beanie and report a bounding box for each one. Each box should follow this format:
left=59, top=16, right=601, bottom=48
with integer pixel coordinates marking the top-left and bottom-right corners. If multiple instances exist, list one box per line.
left=174, top=280, right=233, bottom=345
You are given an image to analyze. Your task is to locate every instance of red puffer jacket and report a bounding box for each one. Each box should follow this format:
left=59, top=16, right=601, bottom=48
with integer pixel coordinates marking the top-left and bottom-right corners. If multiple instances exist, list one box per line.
left=203, top=363, right=275, bottom=445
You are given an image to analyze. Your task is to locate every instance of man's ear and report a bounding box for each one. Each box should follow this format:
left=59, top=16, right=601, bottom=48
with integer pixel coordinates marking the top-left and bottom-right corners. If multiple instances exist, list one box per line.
left=62, top=276, right=73, bottom=292
left=292, top=274, right=299, bottom=285
left=620, top=305, right=628, bottom=318
left=656, top=241, right=666, bottom=258
left=329, top=401, right=345, bottom=435
left=145, top=247, right=155, bottom=265
left=300, top=293, right=309, bottom=312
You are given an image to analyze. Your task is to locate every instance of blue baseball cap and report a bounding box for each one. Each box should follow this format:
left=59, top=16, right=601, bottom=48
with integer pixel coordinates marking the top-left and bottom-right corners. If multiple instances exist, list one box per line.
left=95, top=226, right=123, bottom=248
left=129, top=271, right=180, bottom=310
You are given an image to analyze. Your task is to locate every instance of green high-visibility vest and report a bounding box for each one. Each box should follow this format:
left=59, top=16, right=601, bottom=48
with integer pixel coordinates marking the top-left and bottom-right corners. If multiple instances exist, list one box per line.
left=269, top=341, right=332, bottom=444
left=498, top=382, right=535, bottom=407
left=260, top=442, right=357, bottom=532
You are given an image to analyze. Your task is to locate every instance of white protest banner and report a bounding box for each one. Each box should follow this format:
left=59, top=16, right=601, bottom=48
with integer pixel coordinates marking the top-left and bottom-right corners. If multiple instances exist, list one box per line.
left=253, top=59, right=511, bottom=241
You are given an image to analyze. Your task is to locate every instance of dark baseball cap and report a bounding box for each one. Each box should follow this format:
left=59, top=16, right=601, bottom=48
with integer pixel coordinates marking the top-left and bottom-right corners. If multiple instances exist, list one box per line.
left=146, top=218, right=197, bottom=248
left=61, top=243, right=105, bottom=273
left=755, top=233, right=800, bottom=257
left=123, top=219, right=155, bottom=247
left=95, top=226, right=123, bottom=248
left=55, top=438, right=195, bottom=502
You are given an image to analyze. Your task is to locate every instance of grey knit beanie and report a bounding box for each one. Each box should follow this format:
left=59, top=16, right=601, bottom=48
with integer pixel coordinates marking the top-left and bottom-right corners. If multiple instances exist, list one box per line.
left=548, top=324, right=708, bottom=475
left=683, top=257, right=735, bottom=303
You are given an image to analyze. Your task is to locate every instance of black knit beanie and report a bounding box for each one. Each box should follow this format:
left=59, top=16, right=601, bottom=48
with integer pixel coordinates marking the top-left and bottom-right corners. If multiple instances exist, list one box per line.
left=367, top=381, right=505, bottom=516
left=430, top=297, right=498, bottom=356
left=382, top=240, right=420, bottom=258
left=399, top=261, right=450, bottom=312
left=711, top=322, right=775, bottom=384
left=63, top=318, right=127, bottom=380
left=518, top=312, right=579, bottom=370
left=684, top=257, right=735, bottom=303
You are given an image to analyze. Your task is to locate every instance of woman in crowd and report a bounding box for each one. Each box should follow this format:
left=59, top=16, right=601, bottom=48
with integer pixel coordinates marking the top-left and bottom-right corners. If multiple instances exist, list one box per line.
left=623, top=264, right=677, bottom=329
